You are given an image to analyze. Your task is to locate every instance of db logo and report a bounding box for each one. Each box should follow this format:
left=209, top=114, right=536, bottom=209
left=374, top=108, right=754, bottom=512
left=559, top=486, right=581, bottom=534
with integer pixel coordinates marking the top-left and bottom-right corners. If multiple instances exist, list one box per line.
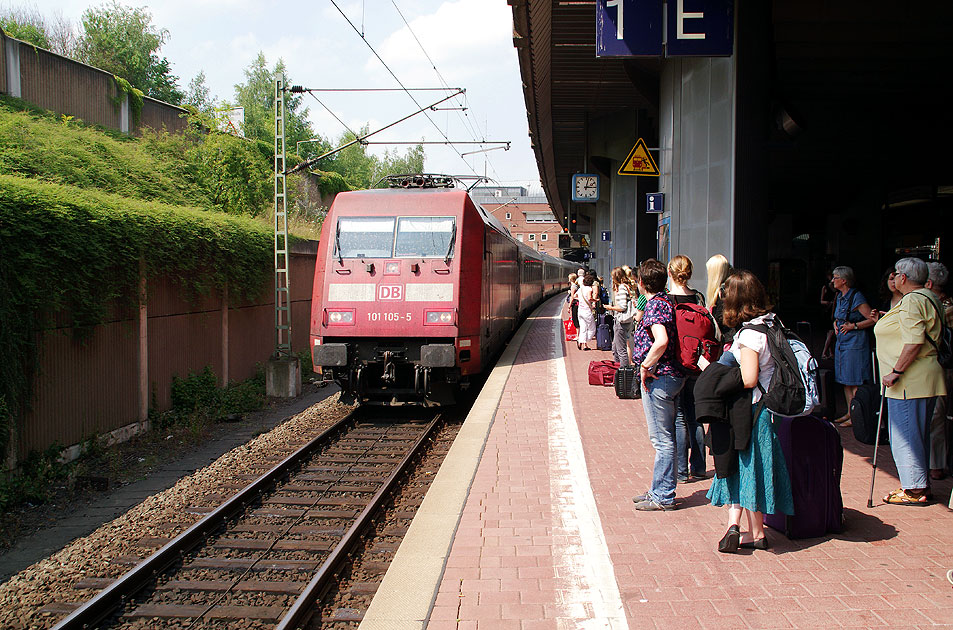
left=378, top=285, right=403, bottom=300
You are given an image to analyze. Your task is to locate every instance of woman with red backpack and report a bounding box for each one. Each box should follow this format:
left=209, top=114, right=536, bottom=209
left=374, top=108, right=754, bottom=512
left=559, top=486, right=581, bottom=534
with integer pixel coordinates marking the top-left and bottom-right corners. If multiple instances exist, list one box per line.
left=668, top=255, right=708, bottom=483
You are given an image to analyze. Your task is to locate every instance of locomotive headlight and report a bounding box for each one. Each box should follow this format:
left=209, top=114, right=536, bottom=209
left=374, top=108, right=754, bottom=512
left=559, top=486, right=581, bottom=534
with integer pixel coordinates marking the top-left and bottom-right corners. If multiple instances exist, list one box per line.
left=425, top=310, right=454, bottom=325
left=384, top=261, right=400, bottom=275
left=327, top=310, right=354, bottom=324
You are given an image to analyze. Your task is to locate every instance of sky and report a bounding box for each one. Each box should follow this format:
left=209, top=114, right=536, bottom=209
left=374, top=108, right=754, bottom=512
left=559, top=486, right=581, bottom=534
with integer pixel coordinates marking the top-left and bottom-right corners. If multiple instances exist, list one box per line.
left=13, top=0, right=544, bottom=192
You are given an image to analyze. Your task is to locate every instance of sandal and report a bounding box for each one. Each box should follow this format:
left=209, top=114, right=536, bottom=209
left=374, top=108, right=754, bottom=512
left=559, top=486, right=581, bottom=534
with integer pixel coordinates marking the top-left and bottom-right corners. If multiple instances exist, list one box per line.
left=883, top=488, right=929, bottom=506
left=833, top=414, right=851, bottom=425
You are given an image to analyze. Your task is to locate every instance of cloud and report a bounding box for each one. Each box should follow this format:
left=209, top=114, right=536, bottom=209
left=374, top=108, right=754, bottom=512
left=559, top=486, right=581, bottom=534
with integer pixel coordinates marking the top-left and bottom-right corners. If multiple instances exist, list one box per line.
left=371, top=0, right=512, bottom=84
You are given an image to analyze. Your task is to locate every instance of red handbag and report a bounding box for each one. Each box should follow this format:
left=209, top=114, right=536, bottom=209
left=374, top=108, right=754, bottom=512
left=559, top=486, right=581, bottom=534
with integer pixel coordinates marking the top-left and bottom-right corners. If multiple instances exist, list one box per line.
left=588, top=360, right=620, bottom=386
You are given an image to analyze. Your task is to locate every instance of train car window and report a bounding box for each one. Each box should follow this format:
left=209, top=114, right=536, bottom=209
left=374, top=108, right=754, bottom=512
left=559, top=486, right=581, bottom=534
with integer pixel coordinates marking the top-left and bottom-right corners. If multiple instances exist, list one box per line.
left=336, top=217, right=395, bottom=258
left=394, top=217, right=456, bottom=258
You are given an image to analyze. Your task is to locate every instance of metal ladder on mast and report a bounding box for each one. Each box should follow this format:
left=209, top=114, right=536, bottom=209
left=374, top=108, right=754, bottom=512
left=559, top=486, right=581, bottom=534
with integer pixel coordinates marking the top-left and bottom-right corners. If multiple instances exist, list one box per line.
left=274, top=74, right=292, bottom=357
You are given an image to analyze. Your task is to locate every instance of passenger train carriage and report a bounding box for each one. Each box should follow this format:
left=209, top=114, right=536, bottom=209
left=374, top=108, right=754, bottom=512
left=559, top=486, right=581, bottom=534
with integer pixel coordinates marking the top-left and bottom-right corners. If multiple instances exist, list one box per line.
left=310, top=175, right=574, bottom=405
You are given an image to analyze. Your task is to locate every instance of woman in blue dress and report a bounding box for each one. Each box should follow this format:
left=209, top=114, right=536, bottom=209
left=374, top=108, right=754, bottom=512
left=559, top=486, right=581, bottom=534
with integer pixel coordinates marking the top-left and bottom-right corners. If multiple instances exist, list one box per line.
left=704, top=270, right=794, bottom=552
left=831, top=266, right=875, bottom=425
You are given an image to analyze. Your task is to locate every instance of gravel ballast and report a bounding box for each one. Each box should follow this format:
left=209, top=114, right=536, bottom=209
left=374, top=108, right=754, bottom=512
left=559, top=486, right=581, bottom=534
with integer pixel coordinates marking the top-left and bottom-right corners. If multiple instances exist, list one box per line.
left=0, top=394, right=354, bottom=630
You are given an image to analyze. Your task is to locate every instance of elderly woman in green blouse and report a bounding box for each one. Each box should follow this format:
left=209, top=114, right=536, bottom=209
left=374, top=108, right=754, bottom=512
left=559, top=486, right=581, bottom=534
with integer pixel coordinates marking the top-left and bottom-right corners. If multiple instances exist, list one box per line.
left=873, top=257, right=947, bottom=505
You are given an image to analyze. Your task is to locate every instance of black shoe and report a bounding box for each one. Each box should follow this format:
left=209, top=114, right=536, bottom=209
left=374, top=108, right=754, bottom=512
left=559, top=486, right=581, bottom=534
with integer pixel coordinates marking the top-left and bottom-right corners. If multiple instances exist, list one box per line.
left=740, top=537, right=770, bottom=550
left=718, top=525, right=740, bottom=553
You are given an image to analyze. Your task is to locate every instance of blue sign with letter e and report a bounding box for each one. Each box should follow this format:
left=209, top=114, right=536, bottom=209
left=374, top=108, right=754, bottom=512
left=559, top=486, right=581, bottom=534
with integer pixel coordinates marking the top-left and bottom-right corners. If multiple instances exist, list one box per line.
left=666, top=0, right=733, bottom=56
left=646, top=192, right=664, bottom=214
left=596, top=0, right=663, bottom=57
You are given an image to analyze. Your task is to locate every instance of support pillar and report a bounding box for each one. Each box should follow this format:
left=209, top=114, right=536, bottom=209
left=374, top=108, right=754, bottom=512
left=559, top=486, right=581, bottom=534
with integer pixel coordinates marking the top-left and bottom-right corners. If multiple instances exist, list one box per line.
left=221, top=282, right=229, bottom=387
left=138, top=256, right=149, bottom=424
left=266, top=356, right=301, bottom=398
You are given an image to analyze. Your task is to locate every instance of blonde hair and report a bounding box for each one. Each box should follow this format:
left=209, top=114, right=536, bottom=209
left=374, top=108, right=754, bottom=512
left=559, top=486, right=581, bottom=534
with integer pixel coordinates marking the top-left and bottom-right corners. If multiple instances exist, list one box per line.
left=705, top=254, right=731, bottom=307
left=568, top=273, right=578, bottom=284
left=667, top=255, right=693, bottom=286
left=622, top=265, right=637, bottom=289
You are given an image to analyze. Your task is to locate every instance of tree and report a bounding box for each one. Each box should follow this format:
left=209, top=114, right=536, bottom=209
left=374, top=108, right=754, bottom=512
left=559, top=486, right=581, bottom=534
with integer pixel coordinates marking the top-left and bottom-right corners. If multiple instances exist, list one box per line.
left=321, top=128, right=425, bottom=189
left=0, top=7, right=51, bottom=48
left=184, top=71, right=215, bottom=114
left=0, top=6, right=77, bottom=55
left=380, top=143, right=425, bottom=178
left=232, top=53, right=321, bottom=158
left=76, top=1, right=183, bottom=104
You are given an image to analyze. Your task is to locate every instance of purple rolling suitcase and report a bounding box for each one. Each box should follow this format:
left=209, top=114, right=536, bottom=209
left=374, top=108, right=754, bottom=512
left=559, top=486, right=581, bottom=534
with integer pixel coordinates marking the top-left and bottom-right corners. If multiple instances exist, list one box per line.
left=765, top=414, right=844, bottom=539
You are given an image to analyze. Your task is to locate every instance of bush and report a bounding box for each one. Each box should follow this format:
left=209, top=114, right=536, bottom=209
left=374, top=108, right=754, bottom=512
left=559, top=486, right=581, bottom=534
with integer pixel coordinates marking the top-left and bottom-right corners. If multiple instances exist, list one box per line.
left=0, top=443, right=72, bottom=511
left=160, top=366, right=265, bottom=429
left=193, top=132, right=270, bottom=216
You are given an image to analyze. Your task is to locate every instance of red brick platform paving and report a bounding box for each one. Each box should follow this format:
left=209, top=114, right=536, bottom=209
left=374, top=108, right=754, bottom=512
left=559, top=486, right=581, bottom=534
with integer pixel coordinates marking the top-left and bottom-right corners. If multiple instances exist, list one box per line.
left=429, top=297, right=953, bottom=629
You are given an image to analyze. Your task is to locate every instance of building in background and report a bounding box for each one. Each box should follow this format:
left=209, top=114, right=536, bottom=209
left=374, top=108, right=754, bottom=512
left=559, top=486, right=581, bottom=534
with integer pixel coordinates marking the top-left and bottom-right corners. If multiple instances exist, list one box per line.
left=471, top=186, right=563, bottom=257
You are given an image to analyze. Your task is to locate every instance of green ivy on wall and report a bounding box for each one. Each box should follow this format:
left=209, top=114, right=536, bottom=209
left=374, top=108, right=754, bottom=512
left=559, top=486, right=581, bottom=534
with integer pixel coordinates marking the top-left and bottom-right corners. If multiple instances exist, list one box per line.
left=0, top=175, right=274, bottom=458
left=110, top=75, right=144, bottom=126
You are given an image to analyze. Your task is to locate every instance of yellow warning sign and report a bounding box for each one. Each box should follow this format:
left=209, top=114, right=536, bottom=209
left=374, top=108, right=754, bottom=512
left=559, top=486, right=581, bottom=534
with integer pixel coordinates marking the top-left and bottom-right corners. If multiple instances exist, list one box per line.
left=618, top=138, right=660, bottom=176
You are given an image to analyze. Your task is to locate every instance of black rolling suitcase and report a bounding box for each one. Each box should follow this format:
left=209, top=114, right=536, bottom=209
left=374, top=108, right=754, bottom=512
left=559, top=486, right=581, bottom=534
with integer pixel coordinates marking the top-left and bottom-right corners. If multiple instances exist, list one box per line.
left=614, top=366, right=640, bottom=399
left=851, top=383, right=888, bottom=445
left=850, top=351, right=887, bottom=445
left=765, top=414, right=844, bottom=539
left=815, top=367, right=835, bottom=420
left=596, top=313, right=613, bottom=351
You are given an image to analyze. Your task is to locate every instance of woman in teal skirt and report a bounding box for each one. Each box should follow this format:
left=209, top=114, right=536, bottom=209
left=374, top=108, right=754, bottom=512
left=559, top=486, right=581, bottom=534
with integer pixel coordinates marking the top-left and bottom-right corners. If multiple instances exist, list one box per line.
left=704, top=270, right=794, bottom=552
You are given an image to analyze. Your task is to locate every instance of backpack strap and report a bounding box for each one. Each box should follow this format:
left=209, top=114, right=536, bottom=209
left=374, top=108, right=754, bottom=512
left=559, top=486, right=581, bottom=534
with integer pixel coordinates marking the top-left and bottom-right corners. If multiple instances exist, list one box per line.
left=913, top=289, right=947, bottom=349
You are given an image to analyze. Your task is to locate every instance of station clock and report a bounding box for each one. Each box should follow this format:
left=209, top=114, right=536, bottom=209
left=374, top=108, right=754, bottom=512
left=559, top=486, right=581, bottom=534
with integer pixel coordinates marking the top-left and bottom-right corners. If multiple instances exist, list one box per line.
left=571, top=173, right=600, bottom=202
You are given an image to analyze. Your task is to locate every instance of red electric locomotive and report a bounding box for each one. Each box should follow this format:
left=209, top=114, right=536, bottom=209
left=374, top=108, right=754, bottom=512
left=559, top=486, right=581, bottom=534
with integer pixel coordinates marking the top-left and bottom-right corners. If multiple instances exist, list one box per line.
left=309, top=174, right=573, bottom=405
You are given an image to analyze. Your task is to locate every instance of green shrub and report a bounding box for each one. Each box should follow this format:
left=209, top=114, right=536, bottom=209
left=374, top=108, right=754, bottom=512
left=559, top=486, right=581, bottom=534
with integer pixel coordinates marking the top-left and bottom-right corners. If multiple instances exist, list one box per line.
left=194, top=132, right=270, bottom=216
left=171, top=367, right=220, bottom=413
left=0, top=98, right=211, bottom=208
left=297, top=349, right=314, bottom=377
left=158, top=366, right=265, bottom=429
left=0, top=443, right=72, bottom=511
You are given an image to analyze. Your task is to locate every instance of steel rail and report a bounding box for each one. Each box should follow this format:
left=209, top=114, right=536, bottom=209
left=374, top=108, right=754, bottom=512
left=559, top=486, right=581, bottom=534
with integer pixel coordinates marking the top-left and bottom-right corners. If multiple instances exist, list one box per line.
left=275, top=414, right=443, bottom=630
left=51, top=409, right=360, bottom=630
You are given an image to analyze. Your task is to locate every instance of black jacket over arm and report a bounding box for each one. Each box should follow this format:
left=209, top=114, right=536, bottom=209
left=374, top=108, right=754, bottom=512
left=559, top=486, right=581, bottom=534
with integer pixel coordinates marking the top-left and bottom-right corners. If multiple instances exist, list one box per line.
left=694, top=362, right=754, bottom=479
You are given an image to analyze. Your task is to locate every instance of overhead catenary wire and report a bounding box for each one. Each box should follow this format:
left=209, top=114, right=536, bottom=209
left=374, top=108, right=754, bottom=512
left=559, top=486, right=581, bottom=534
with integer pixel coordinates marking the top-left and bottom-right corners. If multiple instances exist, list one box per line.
left=286, top=89, right=465, bottom=175
left=305, top=91, right=359, bottom=138
left=329, top=0, right=481, bottom=178
left=389, top=0, right=504, bottom=183
left=291, top=87, right=459, bottom=92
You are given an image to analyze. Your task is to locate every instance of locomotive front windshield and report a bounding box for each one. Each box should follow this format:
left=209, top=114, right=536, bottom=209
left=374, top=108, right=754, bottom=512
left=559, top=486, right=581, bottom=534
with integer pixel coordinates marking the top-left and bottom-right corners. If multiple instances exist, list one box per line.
left=335, top=216, right=456, bottom=259
left=336, top=217, right=395, bottom=258
left=394, top=217, right=455, bottom=258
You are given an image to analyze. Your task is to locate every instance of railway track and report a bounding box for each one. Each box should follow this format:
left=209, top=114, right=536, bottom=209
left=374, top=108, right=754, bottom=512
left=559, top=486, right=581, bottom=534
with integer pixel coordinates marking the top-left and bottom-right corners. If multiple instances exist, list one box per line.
left=48, top=409, right=443, bottom=629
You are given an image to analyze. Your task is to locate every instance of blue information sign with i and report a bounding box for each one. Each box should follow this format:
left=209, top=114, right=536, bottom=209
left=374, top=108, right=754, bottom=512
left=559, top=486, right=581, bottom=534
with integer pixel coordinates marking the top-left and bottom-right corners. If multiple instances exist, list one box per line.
left=646, top=192, right=664, bottom=214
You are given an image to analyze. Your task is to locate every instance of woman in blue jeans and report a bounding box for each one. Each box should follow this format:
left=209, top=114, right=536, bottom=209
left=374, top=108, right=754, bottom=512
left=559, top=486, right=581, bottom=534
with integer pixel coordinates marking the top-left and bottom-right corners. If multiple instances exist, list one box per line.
left=631, top=259, right=685, bottom=511
left=667, top=254, right=708, bottom=482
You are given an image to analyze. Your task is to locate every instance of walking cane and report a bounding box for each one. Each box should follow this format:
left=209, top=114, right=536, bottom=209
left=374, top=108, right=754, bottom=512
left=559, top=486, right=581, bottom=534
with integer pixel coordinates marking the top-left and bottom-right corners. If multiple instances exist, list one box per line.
left=867, top=383, right=888, bottom=508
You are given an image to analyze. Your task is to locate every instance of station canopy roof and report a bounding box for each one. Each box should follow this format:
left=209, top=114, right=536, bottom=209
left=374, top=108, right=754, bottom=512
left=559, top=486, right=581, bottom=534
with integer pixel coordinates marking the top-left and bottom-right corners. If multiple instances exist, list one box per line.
left=511, top=1, right=953, bottom=224
left=510, top=0, right=659, bottom=227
